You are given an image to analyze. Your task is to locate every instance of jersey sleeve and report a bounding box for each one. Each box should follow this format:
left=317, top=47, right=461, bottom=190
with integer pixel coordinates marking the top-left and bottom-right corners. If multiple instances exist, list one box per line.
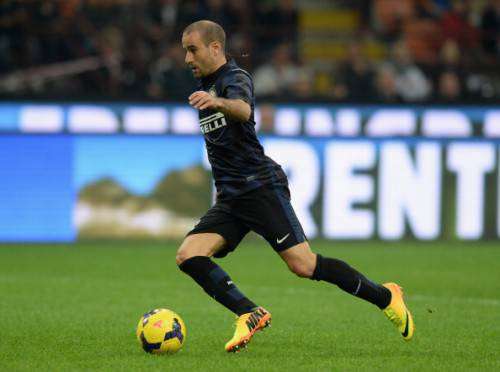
left=222, top=71, right=253, bottom=104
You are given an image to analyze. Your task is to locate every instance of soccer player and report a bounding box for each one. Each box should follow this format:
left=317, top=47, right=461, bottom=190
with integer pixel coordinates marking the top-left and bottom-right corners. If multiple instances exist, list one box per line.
left=176, top=20, right=415, bottom=352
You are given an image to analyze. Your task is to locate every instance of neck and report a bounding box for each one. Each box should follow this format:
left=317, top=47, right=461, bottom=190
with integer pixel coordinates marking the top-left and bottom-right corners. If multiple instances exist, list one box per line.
left=209, top=57, right=227, bottom=75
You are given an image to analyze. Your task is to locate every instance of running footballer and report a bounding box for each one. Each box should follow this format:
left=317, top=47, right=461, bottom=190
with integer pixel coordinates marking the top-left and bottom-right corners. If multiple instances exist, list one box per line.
left=176, top=20, right=415, bottom=352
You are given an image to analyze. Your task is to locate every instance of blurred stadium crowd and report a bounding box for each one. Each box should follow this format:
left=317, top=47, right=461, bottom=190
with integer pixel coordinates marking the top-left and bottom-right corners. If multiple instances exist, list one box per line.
left=0, top=0, right=499, bottom=103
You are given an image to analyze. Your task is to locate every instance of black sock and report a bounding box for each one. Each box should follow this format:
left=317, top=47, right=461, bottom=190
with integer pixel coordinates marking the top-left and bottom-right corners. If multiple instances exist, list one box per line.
left=179, top=256, right=257, bottom=315
left=311, top=254, right=391, bottom=309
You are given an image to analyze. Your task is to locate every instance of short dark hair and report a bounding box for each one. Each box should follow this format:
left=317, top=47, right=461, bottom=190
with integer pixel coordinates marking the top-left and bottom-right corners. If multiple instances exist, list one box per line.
left=183, top=20, right=226, bottom=52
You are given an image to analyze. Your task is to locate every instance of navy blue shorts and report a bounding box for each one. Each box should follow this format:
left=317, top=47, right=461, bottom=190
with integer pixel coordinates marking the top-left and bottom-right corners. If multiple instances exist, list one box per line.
left=187, top=185, right=307, bottom=258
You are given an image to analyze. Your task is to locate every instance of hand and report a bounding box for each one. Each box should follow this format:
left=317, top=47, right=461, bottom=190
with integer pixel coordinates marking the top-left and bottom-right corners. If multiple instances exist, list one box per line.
left=188, top=91, right=221, bottom=110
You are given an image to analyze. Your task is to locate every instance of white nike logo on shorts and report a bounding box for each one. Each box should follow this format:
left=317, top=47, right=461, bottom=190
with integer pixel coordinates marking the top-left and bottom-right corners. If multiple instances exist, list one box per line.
left=276, top=233, right=290, bottom=244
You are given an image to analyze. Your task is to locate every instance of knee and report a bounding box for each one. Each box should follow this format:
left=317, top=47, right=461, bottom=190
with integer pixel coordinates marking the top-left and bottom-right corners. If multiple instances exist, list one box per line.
left=176, top=247, right=195, bottom=266
left=287, top=260, right=315, bottom=278
left=175, top=237, right=205, bottom=266
left=176, top=233, right=225, bottom=266
left=280, top=245, right=317, bottom=278
left=175, top=250, right=186, bottom=267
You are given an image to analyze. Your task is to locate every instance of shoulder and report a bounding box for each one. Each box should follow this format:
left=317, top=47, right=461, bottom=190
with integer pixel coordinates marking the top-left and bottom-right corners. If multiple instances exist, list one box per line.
left=221, top=62, right=253, bottom=85
left=228, top=66, right=252, bottom=80
left=216, top=61, right=254, bottom=102
left=220, top=69, right=253, bottom=94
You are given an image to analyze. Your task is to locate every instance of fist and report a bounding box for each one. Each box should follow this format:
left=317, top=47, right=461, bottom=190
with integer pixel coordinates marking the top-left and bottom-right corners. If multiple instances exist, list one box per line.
left=188, top=91, right=221, bottom=110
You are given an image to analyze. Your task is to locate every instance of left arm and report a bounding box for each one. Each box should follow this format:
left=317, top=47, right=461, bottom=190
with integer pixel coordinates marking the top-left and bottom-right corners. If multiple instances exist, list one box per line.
left=189, top=91, right=251, bottom=122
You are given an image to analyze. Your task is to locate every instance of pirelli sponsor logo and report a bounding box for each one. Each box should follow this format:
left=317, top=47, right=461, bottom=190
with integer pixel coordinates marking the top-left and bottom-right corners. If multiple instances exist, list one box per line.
left=200, top=112, right=227, bottom=134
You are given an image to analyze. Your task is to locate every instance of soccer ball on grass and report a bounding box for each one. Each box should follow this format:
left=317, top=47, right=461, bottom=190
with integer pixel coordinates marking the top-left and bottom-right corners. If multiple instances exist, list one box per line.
left=136, top=308, right=186, bottom=354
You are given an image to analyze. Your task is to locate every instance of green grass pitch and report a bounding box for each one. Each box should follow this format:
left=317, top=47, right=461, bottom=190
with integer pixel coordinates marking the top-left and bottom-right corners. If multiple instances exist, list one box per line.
left=0, top=240, right=499, bottom=371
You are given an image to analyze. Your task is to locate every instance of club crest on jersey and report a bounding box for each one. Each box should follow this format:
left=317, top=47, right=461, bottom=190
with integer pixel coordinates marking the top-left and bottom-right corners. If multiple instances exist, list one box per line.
left=200, top=112, right=227, bottom=134
left=208, top=86, right=217, bottom=97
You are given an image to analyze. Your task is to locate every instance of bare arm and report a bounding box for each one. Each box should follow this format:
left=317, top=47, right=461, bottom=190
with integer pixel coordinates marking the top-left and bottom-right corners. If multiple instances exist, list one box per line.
left=189, top=91, right=251, bottom=122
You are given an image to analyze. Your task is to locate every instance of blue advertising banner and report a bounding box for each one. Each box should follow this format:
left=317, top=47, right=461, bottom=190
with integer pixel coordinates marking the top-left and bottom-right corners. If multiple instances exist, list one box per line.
left=0, top=102, right=499, bottom=242
left=1, top=102, right=499, bottom=138
left=0, top=135, right=74, bottom=241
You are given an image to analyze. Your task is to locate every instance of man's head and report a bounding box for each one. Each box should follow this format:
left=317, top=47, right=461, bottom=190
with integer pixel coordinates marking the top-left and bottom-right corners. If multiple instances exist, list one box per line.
left=182, top=20, right=226, bottom=78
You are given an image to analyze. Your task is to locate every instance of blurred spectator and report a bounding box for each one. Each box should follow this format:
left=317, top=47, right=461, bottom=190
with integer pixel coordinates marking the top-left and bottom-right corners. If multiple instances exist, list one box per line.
left=479, top=0, right=500, bottom=59
left=415, top=0, right=442, bottom=19
left=80, top=25, right=123, bottom=96
left=373, top=0, right=415, bottom=42
left=268, top=0, right=299, bottom=51
left=257, top=103, right=275, bottom=133
left=223, top=0, right=249, bottom=36
left=119, top=40, right=153, bottom=97
left=439, top=39, right=463, bottom=71
left=386, top=40, right=432, bottom=102
left=435, top=70, right=463, bottom=102
left=221, top=0, right=252, bottom=70
left=432, top=38, right=496, bottom=102
left=332, top=42, right=374, bottom=102
left=150, top=45, right=196, bottom=100
left=287, top=71, right=314, bottom=101
left=0, top=0, right=498, bottom=102
left=252, top=1, right=275, bottom=57
left=426, top=39, right=467, bottom=92
left=371, top=65, right=403, bottom=103
left=253, top=0, right=298, bottom=63
left=253, top=43, right=310, bottom=99
left=433, top=0, right=451, bottom=13
left=357, top=0, right=373, bottom=33
left=204, top=0, right=228, bottom=28
left=176, top=0, right=206, bottom=31
left=440, top=0, right=479, bottom=51
left=147, top=0, right=178, bottom=43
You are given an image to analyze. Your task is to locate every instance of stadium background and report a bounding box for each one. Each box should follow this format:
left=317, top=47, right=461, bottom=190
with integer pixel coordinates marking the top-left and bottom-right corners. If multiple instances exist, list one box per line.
left=1, top=0, right=500, bottom=242
left=1, top=1, right=499, bottom=371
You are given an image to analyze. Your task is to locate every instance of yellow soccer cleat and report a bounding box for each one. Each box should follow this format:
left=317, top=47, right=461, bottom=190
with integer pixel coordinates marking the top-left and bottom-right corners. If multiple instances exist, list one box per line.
left=224, top=307, right=271, bottom=352
left=383, top=283, right=415, bottom=341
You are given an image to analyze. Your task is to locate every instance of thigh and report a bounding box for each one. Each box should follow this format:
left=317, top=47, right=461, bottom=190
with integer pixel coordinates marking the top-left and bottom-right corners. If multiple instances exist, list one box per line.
left=186, top=201, right=249, bottom=258
left=233, top=186, right=307, bottom=252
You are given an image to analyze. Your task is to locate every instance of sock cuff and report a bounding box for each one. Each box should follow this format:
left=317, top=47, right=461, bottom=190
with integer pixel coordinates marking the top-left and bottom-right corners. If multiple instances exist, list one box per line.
left=311, top=254, right=323, bottom=281
left=178, top=256, right=213, bottom=274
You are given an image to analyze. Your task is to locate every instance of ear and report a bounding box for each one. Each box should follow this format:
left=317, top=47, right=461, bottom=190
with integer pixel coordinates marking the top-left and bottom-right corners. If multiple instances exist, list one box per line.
left=211, top=41, right=220, bottom=57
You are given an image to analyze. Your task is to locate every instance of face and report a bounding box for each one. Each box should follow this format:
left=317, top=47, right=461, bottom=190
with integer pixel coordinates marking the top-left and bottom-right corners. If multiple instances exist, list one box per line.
left=439, top=72, right=460, bottom=99
left=182, top=30, right=217, bottom=78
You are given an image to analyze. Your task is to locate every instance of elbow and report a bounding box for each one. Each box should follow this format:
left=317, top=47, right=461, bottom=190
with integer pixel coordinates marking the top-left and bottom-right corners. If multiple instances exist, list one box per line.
left=242, top=108, right=251, bottom=122
left=233, top=99, right=251, bottom=122
left=231, top=108, right=251, bottom=123
left=222, top=99, right=251, bottom=122
left=240, top=103, right=251, bottom=122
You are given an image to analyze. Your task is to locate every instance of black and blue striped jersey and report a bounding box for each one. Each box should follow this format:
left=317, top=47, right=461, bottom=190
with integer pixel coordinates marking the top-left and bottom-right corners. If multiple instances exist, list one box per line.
left=197, top=59, right=287, bottom=200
